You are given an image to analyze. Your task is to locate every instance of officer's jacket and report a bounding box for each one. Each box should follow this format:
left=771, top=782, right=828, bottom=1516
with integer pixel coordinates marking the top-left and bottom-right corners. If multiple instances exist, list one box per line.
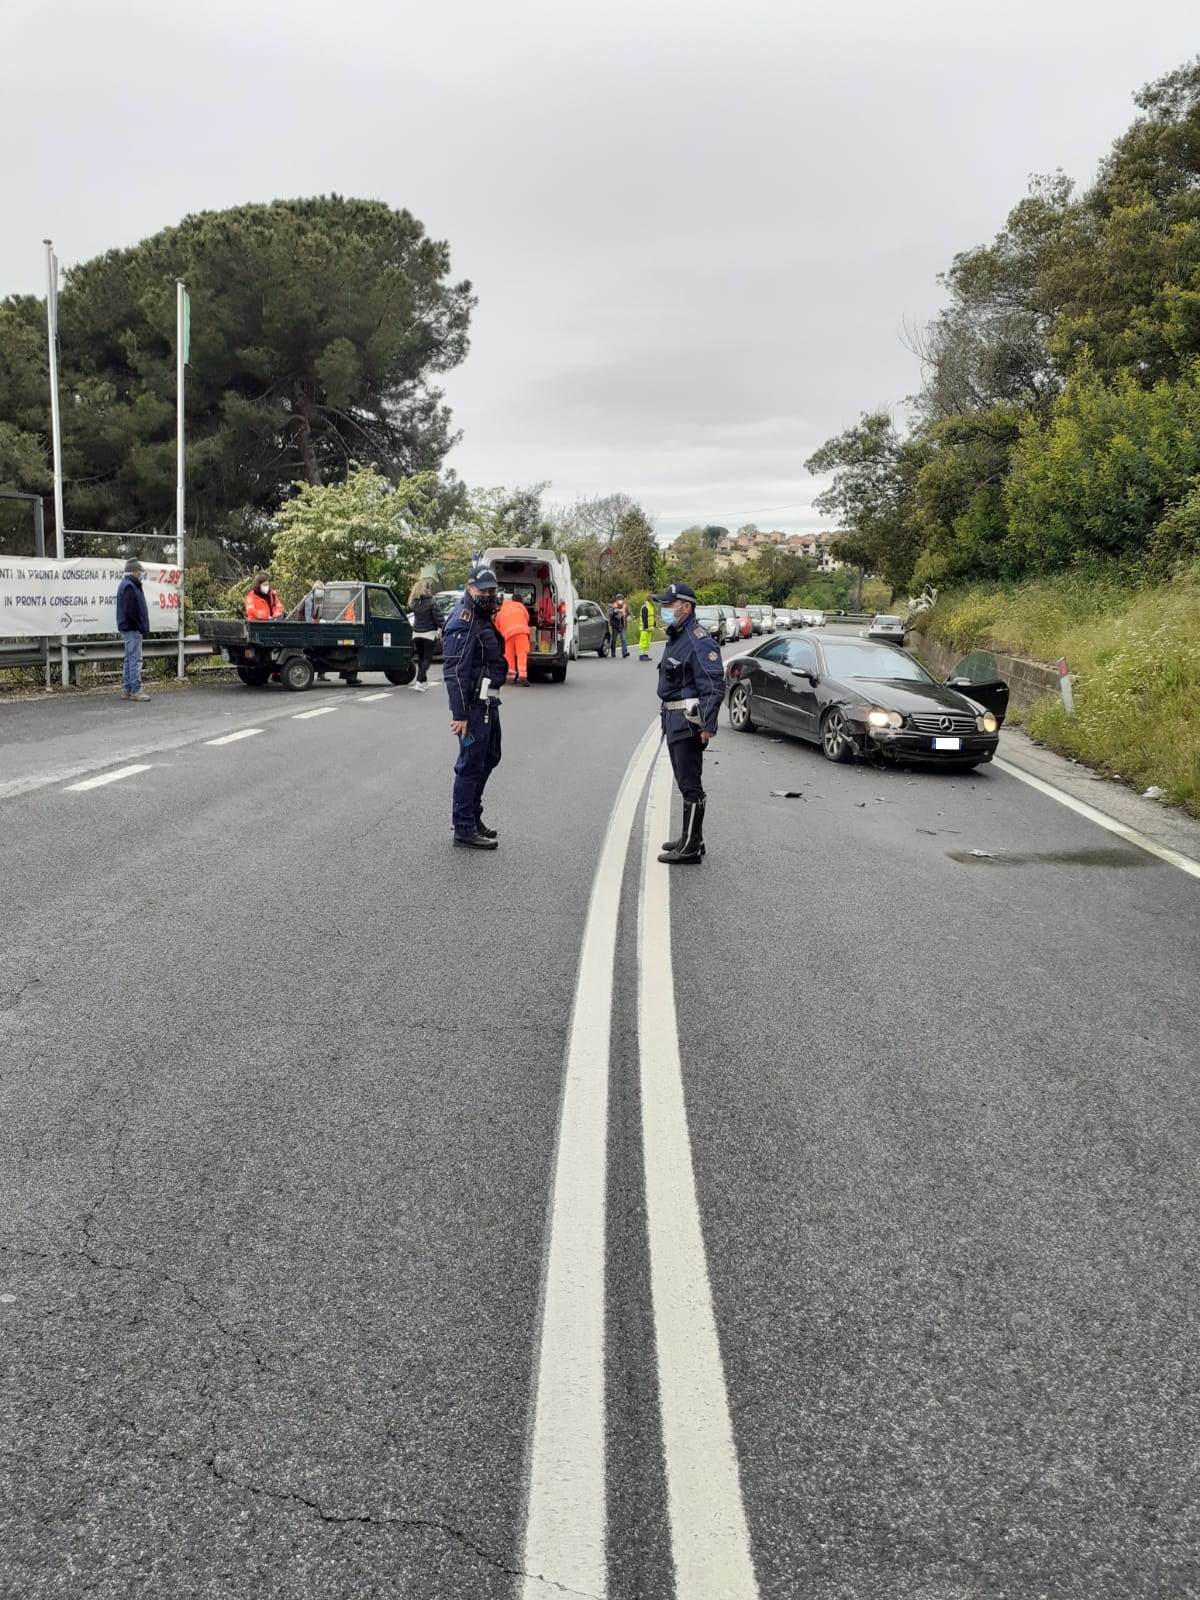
left=443, top=599, right=508, bottom=720
left=657, top=612, right=724, bottom=740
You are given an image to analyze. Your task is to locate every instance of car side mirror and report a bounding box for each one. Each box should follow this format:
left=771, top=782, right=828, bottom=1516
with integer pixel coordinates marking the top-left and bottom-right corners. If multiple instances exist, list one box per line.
left=946, top=675, right=971, bottom=688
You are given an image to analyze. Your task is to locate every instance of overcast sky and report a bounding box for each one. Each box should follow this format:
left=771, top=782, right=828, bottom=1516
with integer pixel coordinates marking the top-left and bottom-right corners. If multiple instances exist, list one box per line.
left=3, top=0, right=1197, bottom=542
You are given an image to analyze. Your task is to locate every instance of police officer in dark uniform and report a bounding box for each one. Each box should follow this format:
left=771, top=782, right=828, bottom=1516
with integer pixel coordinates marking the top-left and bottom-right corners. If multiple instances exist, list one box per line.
left=650, top=581, right=725, bottom=864
left=443, top=566, right=508, bottom=850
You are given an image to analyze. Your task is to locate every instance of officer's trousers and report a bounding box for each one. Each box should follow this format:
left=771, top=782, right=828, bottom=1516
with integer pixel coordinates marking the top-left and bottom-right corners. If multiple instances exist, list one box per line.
left=667, top=732, right=705, bottom=803
left=453, top=703, right=502, bottom=836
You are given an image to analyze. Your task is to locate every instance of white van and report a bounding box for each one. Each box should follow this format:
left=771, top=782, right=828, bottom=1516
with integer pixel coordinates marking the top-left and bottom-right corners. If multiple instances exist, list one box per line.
left=480, top=547, right=576, bottom=683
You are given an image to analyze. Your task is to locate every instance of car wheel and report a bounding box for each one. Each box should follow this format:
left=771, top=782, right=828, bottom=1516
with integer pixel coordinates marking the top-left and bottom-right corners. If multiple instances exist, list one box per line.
left=820, top=707, right=854, bottom=763
left=282, top=656, right=315, bottom=692
left=597, top=636, right=609, bottom=657
left=728, top=682, right=756, bottom=732
left=550, top=663, right=567, bottom=683
left=385, top=664, right=416, bottom=685
left=236, top=664, right=271, bottom=687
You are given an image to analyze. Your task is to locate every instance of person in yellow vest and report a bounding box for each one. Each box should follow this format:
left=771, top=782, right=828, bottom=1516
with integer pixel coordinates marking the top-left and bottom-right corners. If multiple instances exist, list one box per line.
left=638, top=596, right=653, bottom=659
left=494, top=591, right=533, bottom=686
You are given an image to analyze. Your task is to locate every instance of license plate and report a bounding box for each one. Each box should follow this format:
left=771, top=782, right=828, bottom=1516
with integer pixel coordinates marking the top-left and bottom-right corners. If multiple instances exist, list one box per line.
left=933, top=736, right=962, bottom=751
left=540, top=640, right=551, bottom=654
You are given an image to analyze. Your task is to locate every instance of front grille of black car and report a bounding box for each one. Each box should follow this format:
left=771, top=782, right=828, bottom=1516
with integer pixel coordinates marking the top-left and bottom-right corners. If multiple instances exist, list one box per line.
left=908, top=711, right=979, bottom=734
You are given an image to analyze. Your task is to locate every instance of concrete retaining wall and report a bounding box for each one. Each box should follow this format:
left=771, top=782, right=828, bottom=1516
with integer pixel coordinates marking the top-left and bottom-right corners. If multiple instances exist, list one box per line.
left=914, top=634, right=1061, bottom=711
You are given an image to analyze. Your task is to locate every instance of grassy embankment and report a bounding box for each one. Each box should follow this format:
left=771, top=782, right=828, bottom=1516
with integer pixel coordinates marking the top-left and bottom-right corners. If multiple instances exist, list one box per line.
left=913, top=563, right=1200, bottom=815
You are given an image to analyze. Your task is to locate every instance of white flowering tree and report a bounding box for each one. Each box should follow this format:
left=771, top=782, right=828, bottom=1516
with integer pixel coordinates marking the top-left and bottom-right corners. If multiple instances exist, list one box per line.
left=269, top=465, right=473, bottom=601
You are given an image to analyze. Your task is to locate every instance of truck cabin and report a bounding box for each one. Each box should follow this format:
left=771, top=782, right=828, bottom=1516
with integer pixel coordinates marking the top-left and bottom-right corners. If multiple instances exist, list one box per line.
left=290, top=582, right=406, bottom=627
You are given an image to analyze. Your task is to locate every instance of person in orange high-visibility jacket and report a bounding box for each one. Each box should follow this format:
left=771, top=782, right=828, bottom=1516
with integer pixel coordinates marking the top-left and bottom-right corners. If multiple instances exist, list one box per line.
left=494, top=592, right=532, bottom=686
left=245, top=574, right=284, bottom=620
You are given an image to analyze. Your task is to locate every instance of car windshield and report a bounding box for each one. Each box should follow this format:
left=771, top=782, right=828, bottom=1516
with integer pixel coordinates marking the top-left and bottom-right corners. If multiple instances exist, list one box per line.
left=874, top=615, right=902, bottom=625
left=821, top=643, right=934, bottom=682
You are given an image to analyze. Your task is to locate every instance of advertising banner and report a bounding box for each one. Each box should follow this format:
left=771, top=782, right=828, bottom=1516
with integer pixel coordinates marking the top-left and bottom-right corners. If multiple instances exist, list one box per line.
left=0, top=558, right=183, bottom=638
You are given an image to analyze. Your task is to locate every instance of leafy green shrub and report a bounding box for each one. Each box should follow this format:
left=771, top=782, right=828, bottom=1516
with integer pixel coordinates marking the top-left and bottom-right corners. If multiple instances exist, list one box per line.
left=1005, top=358, right=1200, bottom=572
left=922, top=590, right=1002, bottom=650
left=1147, top=483, right=1200, bottom=578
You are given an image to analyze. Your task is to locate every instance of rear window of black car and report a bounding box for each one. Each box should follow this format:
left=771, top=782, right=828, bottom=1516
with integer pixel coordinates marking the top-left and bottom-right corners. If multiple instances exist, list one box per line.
left=821, top=644, right=933, bottom=682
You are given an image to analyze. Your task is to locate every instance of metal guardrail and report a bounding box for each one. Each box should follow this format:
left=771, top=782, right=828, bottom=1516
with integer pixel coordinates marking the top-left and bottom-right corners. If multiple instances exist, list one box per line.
left=0, top=636, right=216, bottom=680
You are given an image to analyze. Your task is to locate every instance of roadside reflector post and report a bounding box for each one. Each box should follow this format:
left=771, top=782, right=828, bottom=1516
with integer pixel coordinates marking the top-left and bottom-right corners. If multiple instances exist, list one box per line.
left=1057, top=657, right=1074, bottom=715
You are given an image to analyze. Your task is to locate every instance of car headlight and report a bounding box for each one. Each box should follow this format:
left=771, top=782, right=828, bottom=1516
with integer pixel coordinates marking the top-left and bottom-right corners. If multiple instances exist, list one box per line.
left=867, top=708, right=903, bottom=729
left=977, top=712, right=998, bottom=734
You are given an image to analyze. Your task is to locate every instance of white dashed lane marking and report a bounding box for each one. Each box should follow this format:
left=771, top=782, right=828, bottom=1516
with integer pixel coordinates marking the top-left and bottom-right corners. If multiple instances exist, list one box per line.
left=205, top=729, right=264, bottom=746
left=292, top=706, right=338, bottom=720
left=64, top=765, right=153, bottom=792
left=356, top=692, right=392, bottom=703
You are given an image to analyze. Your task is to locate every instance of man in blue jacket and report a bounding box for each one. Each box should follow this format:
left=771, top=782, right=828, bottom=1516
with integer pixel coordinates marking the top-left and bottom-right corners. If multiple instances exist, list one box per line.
left=651, top=581, right=724, bottom=864
left=443, top=566, right=508, bottom=850
left=115, top=558, right=151, bottom=701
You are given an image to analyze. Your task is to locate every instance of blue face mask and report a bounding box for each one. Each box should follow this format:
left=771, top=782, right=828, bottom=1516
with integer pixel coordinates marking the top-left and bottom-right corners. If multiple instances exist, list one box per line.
left=660, top=606, right=676, bottom=626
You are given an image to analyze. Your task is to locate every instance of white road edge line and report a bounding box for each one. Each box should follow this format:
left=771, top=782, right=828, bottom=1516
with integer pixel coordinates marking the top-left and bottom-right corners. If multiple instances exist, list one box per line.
left=64, top=764, right=153, bottom=792
left=638, top=749, right=760, bottom=1599
left=292, top=706, right=338, bottom=720
left=993, top=756, right=1200, bottom=882
left=520, top=719, right=661, bottom=1600
left=205, top=728, right=264, bottom=746
left=356, top=692, right=392, bottom=702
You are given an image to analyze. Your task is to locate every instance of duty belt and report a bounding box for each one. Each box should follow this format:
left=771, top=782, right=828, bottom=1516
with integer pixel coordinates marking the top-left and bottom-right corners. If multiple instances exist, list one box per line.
left=662, top=699, right=690, bottom=709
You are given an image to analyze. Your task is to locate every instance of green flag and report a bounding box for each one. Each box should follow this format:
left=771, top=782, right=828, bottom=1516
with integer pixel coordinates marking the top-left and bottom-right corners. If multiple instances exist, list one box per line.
left=182, top=290, right=191, bottom=365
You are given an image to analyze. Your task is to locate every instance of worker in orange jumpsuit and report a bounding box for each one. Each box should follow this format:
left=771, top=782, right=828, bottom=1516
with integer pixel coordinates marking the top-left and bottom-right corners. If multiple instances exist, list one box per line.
left=245, top=574, right=284, bottom=620
left=494, top=591, right=532, bottom=686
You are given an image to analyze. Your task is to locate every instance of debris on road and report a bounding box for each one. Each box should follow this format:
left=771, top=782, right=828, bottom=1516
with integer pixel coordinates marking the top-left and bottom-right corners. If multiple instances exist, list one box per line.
left=917, top=827, right=963, bottom=836
left=770, top=789, right=805, bottom=799
left=1142, top=785, right=1165, bottom=800
left=969, top=848, right=996, bottom=858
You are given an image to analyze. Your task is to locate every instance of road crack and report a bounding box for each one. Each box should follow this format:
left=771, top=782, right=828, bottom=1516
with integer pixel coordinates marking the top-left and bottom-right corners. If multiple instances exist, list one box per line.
left=203, top=1455, right=602, bottom=1597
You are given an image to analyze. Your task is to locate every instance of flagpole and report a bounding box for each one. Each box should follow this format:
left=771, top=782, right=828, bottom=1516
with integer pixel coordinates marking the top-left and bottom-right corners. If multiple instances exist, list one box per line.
left=176, top=279, right=186, bottom=679
left=43, top=239, right=69, bottom=688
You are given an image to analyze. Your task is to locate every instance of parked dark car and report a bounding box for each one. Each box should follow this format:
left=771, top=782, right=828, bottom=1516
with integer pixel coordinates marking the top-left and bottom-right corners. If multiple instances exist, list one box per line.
left=694, top=604, right=731, bottom=645
left=724, top=632, right=1008, bottom=768
left=575, top=598, right=611, bottom=655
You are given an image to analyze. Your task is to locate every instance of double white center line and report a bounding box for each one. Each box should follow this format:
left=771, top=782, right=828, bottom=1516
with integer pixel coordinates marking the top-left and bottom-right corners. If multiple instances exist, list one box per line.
left=521, top=730, right=758, bottom=1599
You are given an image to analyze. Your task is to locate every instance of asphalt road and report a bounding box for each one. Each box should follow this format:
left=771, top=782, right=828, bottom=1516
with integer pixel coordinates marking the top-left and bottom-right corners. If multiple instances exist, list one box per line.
left=1, top=639, right=1197, bottom=1599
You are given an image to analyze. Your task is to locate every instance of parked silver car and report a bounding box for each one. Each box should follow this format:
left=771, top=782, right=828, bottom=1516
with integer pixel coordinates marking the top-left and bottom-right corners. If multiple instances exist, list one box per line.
left=866, top=613, right=906, bottom=646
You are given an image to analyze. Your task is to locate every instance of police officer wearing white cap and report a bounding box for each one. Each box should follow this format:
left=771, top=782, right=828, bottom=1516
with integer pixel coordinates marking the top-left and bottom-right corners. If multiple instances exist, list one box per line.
left=443, top=566, right=508, bottom=850
left=650, top=581, right=724, bottom=864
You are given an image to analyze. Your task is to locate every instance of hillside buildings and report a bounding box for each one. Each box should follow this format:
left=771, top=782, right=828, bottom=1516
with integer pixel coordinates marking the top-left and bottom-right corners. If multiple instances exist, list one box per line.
left=672, top=527, right=849, bottom=573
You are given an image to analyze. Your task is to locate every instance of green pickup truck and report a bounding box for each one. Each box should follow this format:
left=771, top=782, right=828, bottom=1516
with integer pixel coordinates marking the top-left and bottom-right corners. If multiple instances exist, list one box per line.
left=198, top=582, right=415, bottom=691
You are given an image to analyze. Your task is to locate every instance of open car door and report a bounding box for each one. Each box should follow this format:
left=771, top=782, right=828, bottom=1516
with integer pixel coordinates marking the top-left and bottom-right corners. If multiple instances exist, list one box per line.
left=947, top=650, right=1009, bottom=726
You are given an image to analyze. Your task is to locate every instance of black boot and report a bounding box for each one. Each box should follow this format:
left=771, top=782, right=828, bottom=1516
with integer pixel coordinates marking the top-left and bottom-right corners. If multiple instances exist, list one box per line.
left=658, top=799, right=705, bottom=864
left=661, top=804, right=706, bottom=857
left=475, top=818, right=498, bottom=839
